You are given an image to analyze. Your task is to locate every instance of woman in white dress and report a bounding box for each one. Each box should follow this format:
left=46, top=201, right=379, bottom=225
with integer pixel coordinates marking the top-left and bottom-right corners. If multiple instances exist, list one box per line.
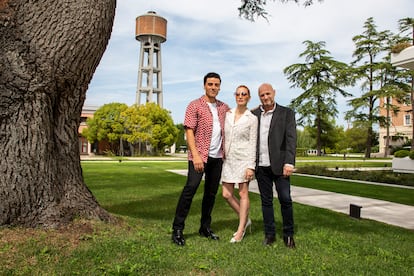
left=221, top=85, right=258, bottom=243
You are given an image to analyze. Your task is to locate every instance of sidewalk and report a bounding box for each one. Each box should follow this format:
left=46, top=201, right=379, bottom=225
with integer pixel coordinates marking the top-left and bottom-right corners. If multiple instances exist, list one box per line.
left=168, top=170, right=414, bottom=231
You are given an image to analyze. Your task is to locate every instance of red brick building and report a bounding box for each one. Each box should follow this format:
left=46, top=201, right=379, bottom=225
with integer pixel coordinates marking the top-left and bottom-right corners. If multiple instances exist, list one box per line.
left=78, top=106, right=111, bottom=156
left=378, top=96, right=412, bottom=154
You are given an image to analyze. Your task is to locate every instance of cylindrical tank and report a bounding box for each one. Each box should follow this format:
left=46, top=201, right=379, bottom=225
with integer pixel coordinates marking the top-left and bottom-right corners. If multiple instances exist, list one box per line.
left=135, top=11, right=167, bottom=43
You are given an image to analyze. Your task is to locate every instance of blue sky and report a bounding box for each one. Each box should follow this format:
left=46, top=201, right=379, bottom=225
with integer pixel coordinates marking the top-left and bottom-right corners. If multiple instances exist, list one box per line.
left=85, top=0, right=414, bottom=127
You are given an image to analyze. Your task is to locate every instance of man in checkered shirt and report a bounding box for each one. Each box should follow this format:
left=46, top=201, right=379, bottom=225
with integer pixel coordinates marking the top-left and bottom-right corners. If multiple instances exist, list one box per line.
left=172, top=72, right=230, bottom=246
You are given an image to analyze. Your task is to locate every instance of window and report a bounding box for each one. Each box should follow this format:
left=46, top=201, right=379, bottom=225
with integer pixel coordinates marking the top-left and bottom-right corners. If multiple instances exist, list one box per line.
left=404, top=114, right=411, bottom=126
left=79, top=137, right=89, bottom=154
left=403, top=94, right=411, bottom=106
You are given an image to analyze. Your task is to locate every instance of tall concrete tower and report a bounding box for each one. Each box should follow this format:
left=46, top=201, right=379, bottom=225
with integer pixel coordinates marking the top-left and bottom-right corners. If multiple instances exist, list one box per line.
left=135, top=11, right=167, bottom=107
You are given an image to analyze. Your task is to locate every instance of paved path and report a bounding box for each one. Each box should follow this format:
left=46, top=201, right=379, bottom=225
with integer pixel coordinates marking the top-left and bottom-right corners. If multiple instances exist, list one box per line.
left=168, top=170, right=414, bottom=231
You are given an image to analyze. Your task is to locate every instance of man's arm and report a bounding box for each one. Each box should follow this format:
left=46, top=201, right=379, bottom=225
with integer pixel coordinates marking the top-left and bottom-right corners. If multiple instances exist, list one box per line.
left=185, top=128, right=204, bottom=172
left=283, top=108, right=297, bottom=177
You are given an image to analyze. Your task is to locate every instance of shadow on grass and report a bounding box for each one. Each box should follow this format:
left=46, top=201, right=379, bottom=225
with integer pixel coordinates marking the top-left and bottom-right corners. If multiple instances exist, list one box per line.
left=102, top=194, right=182, bottom=221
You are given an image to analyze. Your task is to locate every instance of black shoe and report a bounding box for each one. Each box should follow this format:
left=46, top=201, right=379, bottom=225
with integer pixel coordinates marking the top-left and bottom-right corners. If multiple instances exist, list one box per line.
left=199, top=227, right=219, bottom=240
left=172, top=229, right=185, bottom=246
left=283, top=236, right=296, bottom=249
left=263, top=235, right=275, bottom=246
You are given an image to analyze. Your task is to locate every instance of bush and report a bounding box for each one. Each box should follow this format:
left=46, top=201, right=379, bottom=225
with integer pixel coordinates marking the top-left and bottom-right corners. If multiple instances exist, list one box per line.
left=394, top=150, right=410, bottom=158
left=410, top=151, right=414, bottom=160
left=391, top=41, right=411, bottom=53
left=295, top=166, right=414, bottom=186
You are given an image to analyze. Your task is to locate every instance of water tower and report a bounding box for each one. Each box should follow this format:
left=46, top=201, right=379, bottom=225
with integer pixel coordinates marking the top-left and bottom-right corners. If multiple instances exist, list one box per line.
left=135, top=11, right=167, bottom=107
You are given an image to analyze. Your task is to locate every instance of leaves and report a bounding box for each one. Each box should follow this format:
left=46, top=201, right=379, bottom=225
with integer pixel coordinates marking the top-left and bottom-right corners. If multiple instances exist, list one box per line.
left=284, top=40, right=351, bottom=154
left=82, top=103, right=128, bottom=144
left=83, top=103, right=178, bottom=155
left=121, top=103, right=179, bottom=153
left=238, top=0, right=321, bottom=21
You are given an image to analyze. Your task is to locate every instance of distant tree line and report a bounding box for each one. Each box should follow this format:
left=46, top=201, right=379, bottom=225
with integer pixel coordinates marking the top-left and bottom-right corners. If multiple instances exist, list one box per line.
left=284, top=17, right=414, bottom=158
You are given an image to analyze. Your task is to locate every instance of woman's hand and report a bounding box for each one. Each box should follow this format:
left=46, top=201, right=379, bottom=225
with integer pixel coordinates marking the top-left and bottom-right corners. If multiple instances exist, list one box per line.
left=245, top=168, right=255, bottom=181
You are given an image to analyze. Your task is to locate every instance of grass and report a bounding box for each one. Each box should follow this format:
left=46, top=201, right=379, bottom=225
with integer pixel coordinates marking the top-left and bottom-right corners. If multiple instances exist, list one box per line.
left=296, top=161, right=391, bottom=168
left=291, top=175, right=414, bottom=206
left=1, top=161, right=413, bottom=275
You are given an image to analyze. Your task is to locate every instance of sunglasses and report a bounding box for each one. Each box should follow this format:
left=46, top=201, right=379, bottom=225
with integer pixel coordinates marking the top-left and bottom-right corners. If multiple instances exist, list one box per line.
left=234, top=92, right=249, bottom=97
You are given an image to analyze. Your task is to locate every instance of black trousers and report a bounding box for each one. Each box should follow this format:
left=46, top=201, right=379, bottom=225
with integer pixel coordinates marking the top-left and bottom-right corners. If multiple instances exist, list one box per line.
left=172, top=157, right=223, bottom=231
left=256, top=166, right=294, bottom=237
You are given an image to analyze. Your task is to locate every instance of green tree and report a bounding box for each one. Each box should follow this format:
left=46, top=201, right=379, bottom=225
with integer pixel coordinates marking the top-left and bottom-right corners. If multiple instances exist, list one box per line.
left=82, top=103, right=128, bottom=155
left=398, top=17, right=414, bottom=44
left=332, top=126, right=349, bottom=157
left=296, top=127, right=314, bottom=148
left=121, top=104, right=152, bottom=156
left=284, top=40, right=351, bottom=156
left=306, top=117, right=342, bottom=154
left=345, top=122, right=375, bottom=153
left=347, top=17, right=390, bottom=158
left=380, top=39, right=411, bottom=157
left=122, top=103, right=178, bottom=155
left=238, top=0, right=322, bottom=21
left=175, top=124, right=186, bottom=151
left=318, top=119, right=342, bottom=153
left=397, top=17, right=414, bottom=151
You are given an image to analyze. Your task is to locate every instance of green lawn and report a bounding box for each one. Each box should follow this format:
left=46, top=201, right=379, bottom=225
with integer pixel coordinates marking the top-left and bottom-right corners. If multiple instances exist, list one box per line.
left=1, top=161, right=413, bottom=275
left=291, top=175, right=414, bottom=206
left=297, top=161, right=391, bottom=167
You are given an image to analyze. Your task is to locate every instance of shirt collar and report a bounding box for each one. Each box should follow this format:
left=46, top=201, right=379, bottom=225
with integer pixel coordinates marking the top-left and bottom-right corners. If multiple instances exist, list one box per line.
left=259, top=103, right=276, bottom=114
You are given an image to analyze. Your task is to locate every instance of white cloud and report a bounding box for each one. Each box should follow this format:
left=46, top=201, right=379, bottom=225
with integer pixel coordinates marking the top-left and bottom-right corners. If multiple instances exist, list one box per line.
left=85, top=0, right=414, bottom=126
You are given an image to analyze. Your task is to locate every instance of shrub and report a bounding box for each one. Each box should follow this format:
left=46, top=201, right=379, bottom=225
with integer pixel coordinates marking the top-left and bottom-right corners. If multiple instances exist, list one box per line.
left=410, top=151, right=414, bottom=160
left=391, top=41, right=411, bottom=53
left=295, top=165, right=414, bottom=186
left=394, top=150, right=410, bottom=158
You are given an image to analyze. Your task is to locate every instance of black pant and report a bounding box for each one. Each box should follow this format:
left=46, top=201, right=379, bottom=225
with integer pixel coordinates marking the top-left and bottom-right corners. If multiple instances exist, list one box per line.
left=172, top=157, right=223, bottom=231
left=256, top=166, right=294, bottom=237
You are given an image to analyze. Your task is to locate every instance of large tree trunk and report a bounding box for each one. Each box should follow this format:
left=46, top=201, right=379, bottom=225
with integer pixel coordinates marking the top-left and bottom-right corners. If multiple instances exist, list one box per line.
left=0, top=0, right=116, bottom=227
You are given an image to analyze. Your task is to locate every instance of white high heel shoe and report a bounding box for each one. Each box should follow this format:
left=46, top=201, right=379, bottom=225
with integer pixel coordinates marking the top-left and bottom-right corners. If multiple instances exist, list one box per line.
left=233, top=218, right=252, bottom=237
left=245, top=218, right=252, bottom=233
left=230, top=231, right=245, bottom=243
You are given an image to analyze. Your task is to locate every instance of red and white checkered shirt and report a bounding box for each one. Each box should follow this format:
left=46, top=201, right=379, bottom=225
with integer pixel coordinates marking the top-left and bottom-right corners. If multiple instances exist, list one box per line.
left=184, top=96, right=230, bottom=163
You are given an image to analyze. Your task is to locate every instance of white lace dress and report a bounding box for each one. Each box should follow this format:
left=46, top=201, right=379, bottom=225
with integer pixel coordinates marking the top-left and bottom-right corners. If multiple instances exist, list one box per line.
left=221, top=108, right=258, bottom=184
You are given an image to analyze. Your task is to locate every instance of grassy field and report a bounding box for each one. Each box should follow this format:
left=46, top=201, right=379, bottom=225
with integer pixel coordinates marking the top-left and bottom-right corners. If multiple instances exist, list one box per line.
left=1, top=161, right=413, bottom=275
left=291, top=175, right=414, bottom=206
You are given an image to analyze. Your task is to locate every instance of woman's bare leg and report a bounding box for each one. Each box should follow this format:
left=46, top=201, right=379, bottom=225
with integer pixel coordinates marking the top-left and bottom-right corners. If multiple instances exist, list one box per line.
left=233, top=182, right=250, bottom=241
left=222, top=182, right=240, bottom=214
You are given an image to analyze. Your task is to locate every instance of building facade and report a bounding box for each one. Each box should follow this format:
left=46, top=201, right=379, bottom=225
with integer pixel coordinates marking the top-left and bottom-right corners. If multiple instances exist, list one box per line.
left=385, top=43, right=414, bottom=155
left=79, top=106, right=95, bottom=155
left=378, top=96, right=412, bottom=154
left=78, top=106, right=111, bottom=156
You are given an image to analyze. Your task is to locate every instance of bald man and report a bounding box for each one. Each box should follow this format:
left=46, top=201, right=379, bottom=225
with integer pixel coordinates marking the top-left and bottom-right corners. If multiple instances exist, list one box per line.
left=251, top=83, right=297, bottom=248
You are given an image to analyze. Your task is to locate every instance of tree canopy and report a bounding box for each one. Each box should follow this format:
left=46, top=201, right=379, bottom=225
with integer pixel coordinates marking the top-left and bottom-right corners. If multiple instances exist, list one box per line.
left=284, top=40, right=351, bottom=155
left=121, top=103, right=179, bottom=154
left=83, top=103, right=128, bottom=144
left=83, top=103, right=179, bottom=155
left=347, top=17, right=406, bottom=157
left=239, top=0, right=323, bottom=21
left=238, top=0, right=322, bottom=21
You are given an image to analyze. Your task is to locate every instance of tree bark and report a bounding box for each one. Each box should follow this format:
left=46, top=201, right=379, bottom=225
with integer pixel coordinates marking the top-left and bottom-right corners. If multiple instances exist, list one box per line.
left=0, top=0, right=116, bottom=227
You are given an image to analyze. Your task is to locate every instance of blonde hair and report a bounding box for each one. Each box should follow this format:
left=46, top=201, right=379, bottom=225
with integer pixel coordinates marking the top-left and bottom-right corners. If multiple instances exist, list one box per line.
left=236, top=85, right=250, bottom=96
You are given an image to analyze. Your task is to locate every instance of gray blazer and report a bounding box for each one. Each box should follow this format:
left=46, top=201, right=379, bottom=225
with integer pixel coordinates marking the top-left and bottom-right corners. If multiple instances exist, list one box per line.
left=252, top=104, right=297, bottom=175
